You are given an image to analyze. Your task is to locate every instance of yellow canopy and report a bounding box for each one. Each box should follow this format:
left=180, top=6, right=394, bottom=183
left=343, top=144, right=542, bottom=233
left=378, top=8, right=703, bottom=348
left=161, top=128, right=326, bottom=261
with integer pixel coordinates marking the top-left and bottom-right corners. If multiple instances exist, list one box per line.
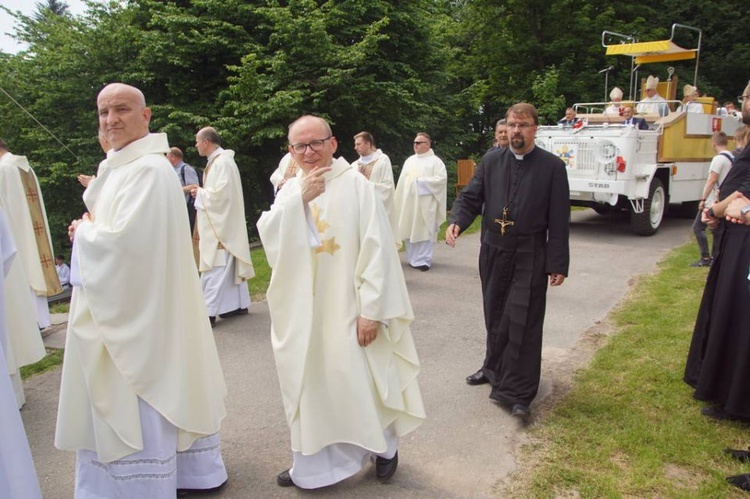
left=605, top=40, right=697, bottom=64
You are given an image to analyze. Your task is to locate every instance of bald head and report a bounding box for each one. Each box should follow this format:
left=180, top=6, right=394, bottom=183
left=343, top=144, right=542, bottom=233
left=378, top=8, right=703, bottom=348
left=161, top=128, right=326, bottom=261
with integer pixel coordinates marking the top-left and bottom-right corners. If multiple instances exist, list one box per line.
left=97, top=83, right=151, bottom=150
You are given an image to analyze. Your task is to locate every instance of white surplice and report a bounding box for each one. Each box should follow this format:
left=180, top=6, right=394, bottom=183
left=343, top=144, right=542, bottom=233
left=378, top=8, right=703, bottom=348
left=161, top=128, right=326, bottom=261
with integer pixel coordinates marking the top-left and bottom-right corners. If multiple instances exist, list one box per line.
left=257, top=157, right=425, bottom=488
left=56, top=134, right=227, bottom=468
left=0, top=207, right=43, bottom=499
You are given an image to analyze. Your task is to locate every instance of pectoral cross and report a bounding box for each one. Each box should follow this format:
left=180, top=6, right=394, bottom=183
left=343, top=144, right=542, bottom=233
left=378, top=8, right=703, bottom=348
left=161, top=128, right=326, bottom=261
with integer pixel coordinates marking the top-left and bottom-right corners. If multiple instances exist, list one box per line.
left=494, top=207, right=514, bottom=236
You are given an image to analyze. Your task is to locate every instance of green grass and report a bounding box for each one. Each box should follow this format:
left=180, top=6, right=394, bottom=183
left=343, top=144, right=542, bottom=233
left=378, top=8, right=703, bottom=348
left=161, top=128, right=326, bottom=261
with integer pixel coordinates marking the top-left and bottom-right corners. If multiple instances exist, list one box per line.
left=50, top=302, right=69, bottom=314
left=515, top=242, right=748, bottom=498
left=20, top=347, right=64, bottom=379
left=248, top=246, right=271, bottom=300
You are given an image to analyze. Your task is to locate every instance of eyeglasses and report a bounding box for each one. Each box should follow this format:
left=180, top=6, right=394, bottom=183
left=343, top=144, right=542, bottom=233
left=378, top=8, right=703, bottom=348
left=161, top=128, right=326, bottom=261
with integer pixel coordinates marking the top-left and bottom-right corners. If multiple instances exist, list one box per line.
left=739, top=95, right=750, bottom=104
left=413, top=141, right=428, bottom=145
left=506, top=123, right=535, bottom=130
left=290, top=136, right=332, bottom=154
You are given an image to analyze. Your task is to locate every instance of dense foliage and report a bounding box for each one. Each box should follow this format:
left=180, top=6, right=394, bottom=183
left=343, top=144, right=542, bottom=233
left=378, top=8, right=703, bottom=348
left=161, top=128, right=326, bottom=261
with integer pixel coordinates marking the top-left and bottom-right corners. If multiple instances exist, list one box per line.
left=1, top=0, right=747, bottom=252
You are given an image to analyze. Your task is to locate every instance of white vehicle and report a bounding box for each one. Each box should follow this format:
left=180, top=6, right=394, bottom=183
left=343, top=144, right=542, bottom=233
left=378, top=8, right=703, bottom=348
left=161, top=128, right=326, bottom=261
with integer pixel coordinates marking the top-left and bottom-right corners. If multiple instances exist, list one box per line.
left=536, top=24, right=742, bottom=235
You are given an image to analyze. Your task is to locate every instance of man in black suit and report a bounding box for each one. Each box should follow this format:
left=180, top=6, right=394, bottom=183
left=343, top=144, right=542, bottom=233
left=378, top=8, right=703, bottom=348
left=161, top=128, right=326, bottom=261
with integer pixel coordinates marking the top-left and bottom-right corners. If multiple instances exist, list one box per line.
left=621, top=106, right=649, bottom=130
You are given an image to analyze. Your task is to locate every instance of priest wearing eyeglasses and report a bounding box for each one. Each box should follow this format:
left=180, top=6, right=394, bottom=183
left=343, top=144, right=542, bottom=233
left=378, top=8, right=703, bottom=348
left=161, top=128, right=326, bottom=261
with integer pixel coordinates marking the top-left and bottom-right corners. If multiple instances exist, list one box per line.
left=446, top=102, right=570, bottom=421
left=257, top=115, right=425, bottom=489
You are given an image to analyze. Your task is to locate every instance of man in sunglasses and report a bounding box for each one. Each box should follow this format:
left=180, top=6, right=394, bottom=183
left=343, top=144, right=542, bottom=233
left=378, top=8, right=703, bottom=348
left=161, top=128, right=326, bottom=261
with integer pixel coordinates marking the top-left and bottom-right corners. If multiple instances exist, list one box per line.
left=393, top=132, right=447, bottom=271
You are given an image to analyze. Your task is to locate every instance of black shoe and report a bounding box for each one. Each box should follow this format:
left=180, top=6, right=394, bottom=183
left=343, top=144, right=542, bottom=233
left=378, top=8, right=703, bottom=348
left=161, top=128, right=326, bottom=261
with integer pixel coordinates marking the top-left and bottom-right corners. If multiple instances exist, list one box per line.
left=375, top=451, right=398, bottom=481
left=276, top=469, right=295, bottom=487
left=725, top=447, right=750, bottom=462
left=465, top=370, right=489, bottom=385
left=689, top=257, right=712, bottom=267
left=510, top=404, right=531, bottom=419
left=219, top=307, right=248, bottom=319
left=409, top=264, right=430, bottom=271
left=177, top=479, right=228, bottom=496
left=727, top=474, right=750, bottom=491
left=209, top=316, right=216, bottom=327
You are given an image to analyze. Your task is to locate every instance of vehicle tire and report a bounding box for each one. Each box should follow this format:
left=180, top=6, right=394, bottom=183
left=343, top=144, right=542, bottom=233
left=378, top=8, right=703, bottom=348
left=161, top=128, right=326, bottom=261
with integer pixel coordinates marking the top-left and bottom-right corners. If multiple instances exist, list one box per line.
left=631, top=178, right=666, bottom=236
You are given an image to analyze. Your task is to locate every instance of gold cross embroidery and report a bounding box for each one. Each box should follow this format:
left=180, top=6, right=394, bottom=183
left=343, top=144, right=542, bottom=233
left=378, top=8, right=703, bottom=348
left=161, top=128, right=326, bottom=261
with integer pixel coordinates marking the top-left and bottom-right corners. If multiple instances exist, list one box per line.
left=494, top=207, right=515, bottom=236
left=26, top=186, right=39, bottom=203
left=311, top=204, right=340, bottom=255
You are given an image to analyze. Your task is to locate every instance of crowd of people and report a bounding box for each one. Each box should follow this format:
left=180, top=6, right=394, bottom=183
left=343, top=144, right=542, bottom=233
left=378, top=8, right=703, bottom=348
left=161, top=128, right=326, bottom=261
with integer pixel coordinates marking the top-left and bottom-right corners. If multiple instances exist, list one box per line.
left=0, top=76, right=748, bottom=496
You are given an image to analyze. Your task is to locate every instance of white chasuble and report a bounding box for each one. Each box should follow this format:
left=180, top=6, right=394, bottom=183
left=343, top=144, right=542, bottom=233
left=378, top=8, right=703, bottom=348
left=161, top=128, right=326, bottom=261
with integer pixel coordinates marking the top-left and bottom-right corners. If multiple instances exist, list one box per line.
left=55, top=134, right=227, bottom=463
left=353, top=149, right=399, bottom=240
left=270, top=152, right=302, bottom=192
left=393, top=150, right=447, bottom=243
left=258, top=157, right=425, bottom=455
left=195, top=149, right=254, bottom=282
left=0, top=193, right=45, bottom=378
left=0, top=207, right=42, bottom=499
left=0, top=152, right=60, bottom=297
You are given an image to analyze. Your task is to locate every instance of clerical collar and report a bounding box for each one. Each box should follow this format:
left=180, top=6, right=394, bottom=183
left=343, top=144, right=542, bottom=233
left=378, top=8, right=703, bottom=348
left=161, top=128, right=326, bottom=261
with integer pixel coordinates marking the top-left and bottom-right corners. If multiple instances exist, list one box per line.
left=416, top=150, right=435, bottom=159
left=359, top=153, right=375, bottom=164
left=509, top=145, right=535, bottom=160
left=207, top=147, right=224, bottom=164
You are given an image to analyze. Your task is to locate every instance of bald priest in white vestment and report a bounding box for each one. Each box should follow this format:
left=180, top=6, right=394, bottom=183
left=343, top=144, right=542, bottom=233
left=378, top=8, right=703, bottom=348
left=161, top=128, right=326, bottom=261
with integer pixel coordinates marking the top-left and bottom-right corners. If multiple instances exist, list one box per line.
left=257, top=115, right=426, bottom=490
left=193, top=126, right=254, bottom=327
left=0, top=143, right=47, bottom=409
left=0, top=206, right=43, bottom=499
left=0, top=139, right=62, bottom=330
left=393, top=132, right=447, bottom=271
left=56, top=83, right=228, bottom=498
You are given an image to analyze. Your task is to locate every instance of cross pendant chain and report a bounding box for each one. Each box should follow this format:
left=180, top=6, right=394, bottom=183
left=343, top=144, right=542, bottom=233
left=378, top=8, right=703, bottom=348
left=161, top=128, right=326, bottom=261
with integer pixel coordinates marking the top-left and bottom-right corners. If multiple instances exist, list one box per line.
left=494, top=207, right=515, bottom=236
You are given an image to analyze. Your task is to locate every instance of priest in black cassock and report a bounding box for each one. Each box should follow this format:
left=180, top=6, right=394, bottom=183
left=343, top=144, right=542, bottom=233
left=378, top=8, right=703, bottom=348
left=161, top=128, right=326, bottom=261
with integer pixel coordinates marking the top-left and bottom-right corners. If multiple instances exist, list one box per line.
left=446, top=102, right=570, bottom=420
left=683, top=80, right=750, bottom=424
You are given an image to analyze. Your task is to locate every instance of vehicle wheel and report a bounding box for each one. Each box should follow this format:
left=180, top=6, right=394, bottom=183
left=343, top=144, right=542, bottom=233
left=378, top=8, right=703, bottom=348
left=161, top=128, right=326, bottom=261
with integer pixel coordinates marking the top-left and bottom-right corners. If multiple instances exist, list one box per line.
left=631, top=178, right=666, bottom=236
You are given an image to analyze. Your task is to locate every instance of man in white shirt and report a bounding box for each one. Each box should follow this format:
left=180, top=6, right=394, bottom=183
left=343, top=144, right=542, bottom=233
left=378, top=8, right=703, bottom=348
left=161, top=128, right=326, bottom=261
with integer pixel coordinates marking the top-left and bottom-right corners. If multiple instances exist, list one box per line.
left=54, top=255, right=70, bottom=289
left=192, top=127, right=254, bottom=326
left=393, top=133, right=447, bottom=270
left=690, top=131, right=734, bottom=267
left=57, top=83, right=228, bottom=497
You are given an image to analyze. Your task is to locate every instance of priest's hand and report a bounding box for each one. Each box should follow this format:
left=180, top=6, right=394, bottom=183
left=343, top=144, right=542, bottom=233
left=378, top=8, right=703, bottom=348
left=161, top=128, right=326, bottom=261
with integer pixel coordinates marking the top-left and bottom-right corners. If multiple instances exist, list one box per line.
left=68, top=213, right=91, bottom=242
left=445, top=224, right=460, bottom=247
left=549, top=273, right=565, bottom=286
left=301, top=166, right=332, bottom=203
left=357, top=317, right=379, bottom=347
